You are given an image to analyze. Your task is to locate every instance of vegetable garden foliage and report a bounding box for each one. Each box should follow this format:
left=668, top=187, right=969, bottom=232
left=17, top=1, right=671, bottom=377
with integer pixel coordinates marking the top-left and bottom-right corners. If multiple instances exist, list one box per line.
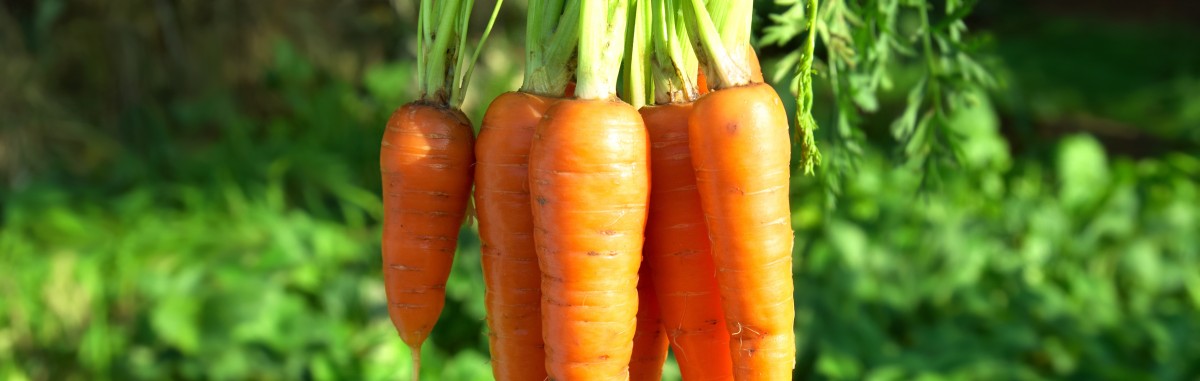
left=3, top=1, right=1200, bottom=380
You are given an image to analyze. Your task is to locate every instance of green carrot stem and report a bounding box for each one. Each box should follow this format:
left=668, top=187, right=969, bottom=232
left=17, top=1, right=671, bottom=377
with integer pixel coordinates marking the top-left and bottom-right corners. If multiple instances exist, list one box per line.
left=409, top=0, right=500, bottom=107
left=422, top=0, right=463, bottom=103
left=622, top=0, right=651, bottom=107
left=451, top=0, right=474, bottom=105
left=456, top=0, right=505, bottom=106
left=522, top=0, right=580, bottom=97
left=681, top=0, right=749, bottom=89
left=649, top=0, right=698, bottom=104
left=575, top=0, right=630, bottom=100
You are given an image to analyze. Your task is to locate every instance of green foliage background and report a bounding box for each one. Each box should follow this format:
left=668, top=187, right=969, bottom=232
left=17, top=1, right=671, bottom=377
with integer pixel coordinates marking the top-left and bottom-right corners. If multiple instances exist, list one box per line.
left=2, top=1, right=1199, bottom=380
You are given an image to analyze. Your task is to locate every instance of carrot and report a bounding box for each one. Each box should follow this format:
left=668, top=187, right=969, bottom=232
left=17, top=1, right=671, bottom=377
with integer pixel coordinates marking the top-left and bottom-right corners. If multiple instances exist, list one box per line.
left=684, top=0, right=796, bottom=378
left=474, top=1, right=577, bottom=379
left=530, top=98, right=648, bottom=380
left=629, top=263, right=670, bottom=381
left=530, top=0, right=647, bottom=378
left=381, top=103, right=474, bottom=373
left=475, top=92, right=553, bottom=380
left=642, top=103, right=737, bottom=381
left=690, top=83, right=795, bottom=379
left=382, top=0, right=501, bottom=379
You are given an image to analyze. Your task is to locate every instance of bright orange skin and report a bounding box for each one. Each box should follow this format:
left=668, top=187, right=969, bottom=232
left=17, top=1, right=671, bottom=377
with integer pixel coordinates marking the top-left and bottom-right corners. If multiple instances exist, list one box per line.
left=380, top=102, right=475, bottom=351
left=629, top=264, right=669, bottom=381
left=475, top=91, right=556, bottom=381
left=641, top=103, right=735, bottom=381
left=689, top=83, right=796, bottom=380
left=530, top=99, right=650, bottom=381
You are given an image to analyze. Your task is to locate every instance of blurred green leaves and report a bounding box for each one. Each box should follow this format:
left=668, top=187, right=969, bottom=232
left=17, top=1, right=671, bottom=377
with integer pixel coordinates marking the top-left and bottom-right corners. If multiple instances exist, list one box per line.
left=790, top=134, right=1200, bottom=379
left=0, top=178, right=497, bottom=380
left=1057, top=134, right=1109, bottom=210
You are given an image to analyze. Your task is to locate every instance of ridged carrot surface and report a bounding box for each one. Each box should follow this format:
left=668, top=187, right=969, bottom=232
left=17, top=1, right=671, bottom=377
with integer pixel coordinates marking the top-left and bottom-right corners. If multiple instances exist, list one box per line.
left=380, top=102, right=476, bottom=370
left=530, top=98, right=650, bottom=381
left=475, top=91, right=556, bottom=381
left=641, top=103, right=735, bottom=381
left=689, top=83, right=796, bottom=380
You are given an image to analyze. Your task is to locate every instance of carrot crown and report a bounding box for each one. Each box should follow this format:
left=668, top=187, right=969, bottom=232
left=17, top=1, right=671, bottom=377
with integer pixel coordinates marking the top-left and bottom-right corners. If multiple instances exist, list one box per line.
left=413, top=0, right=502, bottom=107
left=648, top=0, right=699, bottom=104
left=521, top=0, right=580, bottom=97
left=681, top=0, right=753, bottom=89
left=575, top=0, right=630, bottom=100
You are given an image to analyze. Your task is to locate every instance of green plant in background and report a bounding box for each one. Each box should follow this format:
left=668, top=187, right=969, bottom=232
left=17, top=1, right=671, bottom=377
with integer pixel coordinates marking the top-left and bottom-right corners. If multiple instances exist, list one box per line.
left=764, top=0, right=997, bottom=200
left=789, top=140, right=1200, bottom=380
left=2, top=0, right=1200, bottom=380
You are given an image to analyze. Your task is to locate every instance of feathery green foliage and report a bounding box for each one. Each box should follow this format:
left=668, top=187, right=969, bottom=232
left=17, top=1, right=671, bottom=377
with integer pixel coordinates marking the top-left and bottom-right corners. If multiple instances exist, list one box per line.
left=765, top=0, right=995, bottom=194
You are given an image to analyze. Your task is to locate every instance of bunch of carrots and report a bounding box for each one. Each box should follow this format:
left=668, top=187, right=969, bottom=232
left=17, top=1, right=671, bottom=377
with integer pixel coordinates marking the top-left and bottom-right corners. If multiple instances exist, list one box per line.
left=380, top=0, right=813, bottom=378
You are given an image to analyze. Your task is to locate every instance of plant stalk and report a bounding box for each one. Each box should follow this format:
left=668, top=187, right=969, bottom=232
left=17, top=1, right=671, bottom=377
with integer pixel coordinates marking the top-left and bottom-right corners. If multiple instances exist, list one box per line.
left=576, top=0, right=630, bottom=100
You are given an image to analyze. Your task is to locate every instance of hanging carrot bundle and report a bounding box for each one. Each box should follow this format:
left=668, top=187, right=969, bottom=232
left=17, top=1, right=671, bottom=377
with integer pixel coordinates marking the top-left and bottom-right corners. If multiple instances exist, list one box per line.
left=380, top=0, right=500, bottom=379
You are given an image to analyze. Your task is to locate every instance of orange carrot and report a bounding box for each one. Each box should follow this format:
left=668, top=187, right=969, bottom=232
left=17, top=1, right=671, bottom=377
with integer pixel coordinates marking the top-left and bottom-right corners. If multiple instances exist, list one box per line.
left=475, top=91, right=556, bottom=381
left=629, top=261, right=670, bottom=381
left=383, top=0, right=501, bottom=378
left=380, top=102, right=475, bottom=379
left=641, top=102, right=736, bottom=381
left=529, top=0, right=645, bottom=378
left=530, top=98, right=648, bottom=380
left=684, top=0, right=796, bottom=376
left=689, top=83, right=795, bottom=379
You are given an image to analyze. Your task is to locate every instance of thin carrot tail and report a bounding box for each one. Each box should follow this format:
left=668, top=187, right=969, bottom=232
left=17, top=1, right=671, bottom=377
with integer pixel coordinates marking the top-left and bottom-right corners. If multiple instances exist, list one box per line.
left=410, top=346, right=421, bottom=381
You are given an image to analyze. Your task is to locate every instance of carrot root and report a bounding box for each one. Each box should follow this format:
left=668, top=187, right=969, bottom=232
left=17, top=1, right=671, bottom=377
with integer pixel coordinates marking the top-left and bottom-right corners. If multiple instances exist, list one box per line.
left=689, top=83, right=796, bottom=380
left=530, top=98, right=650, bottom=381
left=380, top=102, right=475, bottom=371
left=641, top=103, right=736, bottom=381
left=476, top=91, right=556, bottom=381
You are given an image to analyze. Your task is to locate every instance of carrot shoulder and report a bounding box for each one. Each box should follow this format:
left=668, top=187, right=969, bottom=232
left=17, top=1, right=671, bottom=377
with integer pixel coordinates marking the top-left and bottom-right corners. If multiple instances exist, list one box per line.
left=689, top=83, right=796, bottom=379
